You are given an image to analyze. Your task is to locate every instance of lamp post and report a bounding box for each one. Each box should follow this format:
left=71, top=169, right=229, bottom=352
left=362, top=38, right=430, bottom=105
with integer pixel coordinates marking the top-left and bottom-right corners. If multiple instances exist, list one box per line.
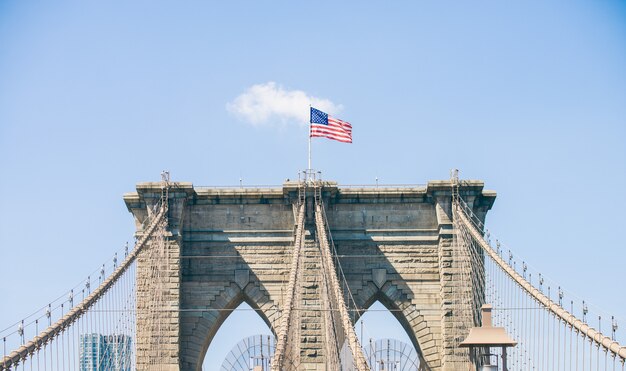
left=460, top=304, right=517, bottom=371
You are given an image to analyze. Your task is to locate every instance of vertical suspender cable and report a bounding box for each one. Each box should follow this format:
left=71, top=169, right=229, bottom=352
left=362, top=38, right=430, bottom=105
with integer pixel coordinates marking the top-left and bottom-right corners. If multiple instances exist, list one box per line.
left=61, top=324, right=65, bottom=371
left=558, top=315, right=561, bottom=371
left=570, top=320, right=573, bottom=371
left=590, top=334, right=593, bottom=370
left=55, top=331, right=58, bottom=371
left=70, top=318, right=73, bottom=371
left=532, top=283, right=536, bottom=369
left=577, top=329, right=580, bottom=371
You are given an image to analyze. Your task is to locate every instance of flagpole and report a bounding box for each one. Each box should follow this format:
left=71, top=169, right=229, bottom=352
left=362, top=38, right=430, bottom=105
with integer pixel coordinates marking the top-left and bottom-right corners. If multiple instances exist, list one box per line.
left=308, top=105, right=312, bottom=172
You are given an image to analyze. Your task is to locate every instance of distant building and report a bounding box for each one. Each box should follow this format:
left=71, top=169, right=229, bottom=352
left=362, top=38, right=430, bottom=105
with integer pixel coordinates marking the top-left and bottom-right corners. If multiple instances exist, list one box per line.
left=79, top=333, right=132, bottom=371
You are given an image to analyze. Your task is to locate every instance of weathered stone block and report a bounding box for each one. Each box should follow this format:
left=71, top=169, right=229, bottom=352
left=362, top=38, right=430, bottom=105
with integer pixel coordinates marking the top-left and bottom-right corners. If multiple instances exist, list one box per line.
left=125, top=180, right=495, bottom=371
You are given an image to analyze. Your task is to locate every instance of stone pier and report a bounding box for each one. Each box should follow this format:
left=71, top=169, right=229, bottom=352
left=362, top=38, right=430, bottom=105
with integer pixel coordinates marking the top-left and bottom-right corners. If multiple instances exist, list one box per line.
left=124, top=179, right=495, bottom=370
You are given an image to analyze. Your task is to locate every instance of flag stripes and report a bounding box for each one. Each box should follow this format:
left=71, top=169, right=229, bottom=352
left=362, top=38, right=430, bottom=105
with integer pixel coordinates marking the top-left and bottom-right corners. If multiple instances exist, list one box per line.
left=310, top=107, right=352, bottom=143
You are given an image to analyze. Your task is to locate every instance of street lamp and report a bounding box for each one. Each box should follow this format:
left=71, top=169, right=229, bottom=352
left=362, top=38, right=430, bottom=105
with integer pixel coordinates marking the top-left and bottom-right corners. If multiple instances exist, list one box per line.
left=460, top=304, right=517, bottom=371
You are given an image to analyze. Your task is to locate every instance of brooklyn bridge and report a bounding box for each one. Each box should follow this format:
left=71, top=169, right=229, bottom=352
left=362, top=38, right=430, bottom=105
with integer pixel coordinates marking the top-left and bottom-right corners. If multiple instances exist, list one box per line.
left=1, top=171, right=624, bottom=370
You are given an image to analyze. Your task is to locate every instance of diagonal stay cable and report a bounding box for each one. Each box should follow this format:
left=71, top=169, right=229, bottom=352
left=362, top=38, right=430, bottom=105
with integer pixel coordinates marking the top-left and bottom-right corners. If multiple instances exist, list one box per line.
left=454, top=196, right=626, bottom=361
left=0, top=191, right=168, bottom=369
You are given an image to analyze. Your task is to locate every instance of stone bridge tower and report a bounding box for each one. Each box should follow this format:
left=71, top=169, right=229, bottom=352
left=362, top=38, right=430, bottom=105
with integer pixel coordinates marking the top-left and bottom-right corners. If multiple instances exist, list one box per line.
left=124, top=179, right=496, bottom=370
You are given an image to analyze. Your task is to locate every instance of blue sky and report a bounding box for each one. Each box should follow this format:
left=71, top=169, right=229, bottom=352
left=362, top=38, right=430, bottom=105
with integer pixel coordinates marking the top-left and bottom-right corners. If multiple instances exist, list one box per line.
left=0, top=1, right=625, bottom=369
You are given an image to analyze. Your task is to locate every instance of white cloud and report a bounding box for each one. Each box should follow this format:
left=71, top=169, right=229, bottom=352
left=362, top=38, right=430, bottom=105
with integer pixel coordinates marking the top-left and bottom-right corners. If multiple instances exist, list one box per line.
left=227, top=82, right=342, bottom=126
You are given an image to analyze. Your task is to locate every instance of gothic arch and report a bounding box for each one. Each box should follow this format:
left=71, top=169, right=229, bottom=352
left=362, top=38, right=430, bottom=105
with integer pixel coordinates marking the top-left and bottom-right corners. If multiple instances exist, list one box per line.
left=180, top=281, right=281, bottom=371
left=353, top=281, right=439, bottom=370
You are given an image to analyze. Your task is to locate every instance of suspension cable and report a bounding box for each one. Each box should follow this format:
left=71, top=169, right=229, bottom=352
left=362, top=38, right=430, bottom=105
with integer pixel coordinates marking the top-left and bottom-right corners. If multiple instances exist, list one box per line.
left=454, top=196, right=626, bottom=361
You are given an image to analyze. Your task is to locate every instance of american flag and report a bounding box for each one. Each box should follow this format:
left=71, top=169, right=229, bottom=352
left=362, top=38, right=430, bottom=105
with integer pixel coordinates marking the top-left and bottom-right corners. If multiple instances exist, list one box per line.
left=310, top=107, right=352, bottom=143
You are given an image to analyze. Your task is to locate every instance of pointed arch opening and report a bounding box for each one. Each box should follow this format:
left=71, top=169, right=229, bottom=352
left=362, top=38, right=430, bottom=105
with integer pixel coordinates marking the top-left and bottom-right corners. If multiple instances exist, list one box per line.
left=202, top=301, right=274, bottom=371
left=355, top=300, right=426, bottom=370
left=179, top=280, right=281, bottom=371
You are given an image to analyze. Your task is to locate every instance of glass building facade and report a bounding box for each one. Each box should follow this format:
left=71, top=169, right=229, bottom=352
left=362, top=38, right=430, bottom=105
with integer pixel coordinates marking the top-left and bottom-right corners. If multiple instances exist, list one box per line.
left=79, top=333, right=132, bottom=371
